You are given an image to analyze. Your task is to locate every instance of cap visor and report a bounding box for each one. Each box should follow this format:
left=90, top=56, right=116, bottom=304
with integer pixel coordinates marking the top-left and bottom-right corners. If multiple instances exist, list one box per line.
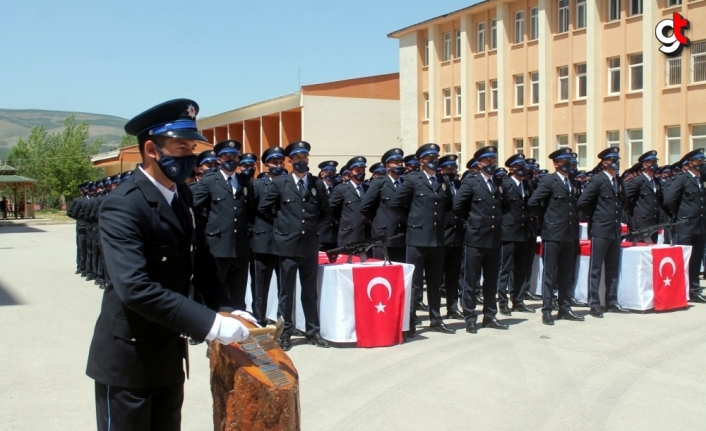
left=163, top=129, right=209, bottom=143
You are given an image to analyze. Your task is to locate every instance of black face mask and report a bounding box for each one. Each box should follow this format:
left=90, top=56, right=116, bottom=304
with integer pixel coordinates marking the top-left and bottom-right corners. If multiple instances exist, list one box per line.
left=453, top=178, right=461, bottom=189
left=204, top=167, right=218, bottom=175
left=221, top=159, right=237, bottom=173
left=424, top=160, right=439, bottom=171
left=646, top=164, right=657, bottom=173
left=609, top=161, right=620, bottom=171
left=322, top=174, right=334, bottom=183
left=240, top=167, right=255, bottom=178
left=569, top=167, right=578, bottom=179
left=695, top=163, right=706, bottom=174
left=514, top=170, right=525, bottom=177
left=352, top=172, right=366, bottom=182
left=390, top=166, right=406, bottom=176
left=268, top=166, right=285, bottom=176
left=154, top=144, right=198, bottom=184
left=481, top=163, right=496, bottom=176
left=333, top=176, right=343, bottom=186
left=292, top=160, right=308, bottom=174
left=444, top=173, right=456, bottom=182
left=558, top=164, right=571, bottom=175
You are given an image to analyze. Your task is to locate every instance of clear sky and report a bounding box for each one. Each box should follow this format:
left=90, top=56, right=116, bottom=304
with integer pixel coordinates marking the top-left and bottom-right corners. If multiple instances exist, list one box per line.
left=0, top=0, right=477, bottom=119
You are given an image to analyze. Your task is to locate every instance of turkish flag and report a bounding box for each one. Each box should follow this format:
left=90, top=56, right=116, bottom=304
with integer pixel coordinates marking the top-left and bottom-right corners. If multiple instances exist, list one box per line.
left=652, top=247, right=687, bottom=311
left=352, top=265, right=405, bottom=348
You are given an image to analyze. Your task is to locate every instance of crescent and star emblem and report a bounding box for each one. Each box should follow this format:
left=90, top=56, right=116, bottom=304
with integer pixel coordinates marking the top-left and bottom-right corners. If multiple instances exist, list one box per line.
left=659, top=257, right=676, bottom=287
left=366, top=277, right=392, bottom=313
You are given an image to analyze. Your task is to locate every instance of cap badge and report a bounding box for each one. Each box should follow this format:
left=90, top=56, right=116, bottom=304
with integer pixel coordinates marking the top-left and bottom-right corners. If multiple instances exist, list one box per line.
left=395, top=149, right=400, bottom=153
left=186, top=104, right=196, bottom=119
left=299, top=142, right=303, bottom=147
left=229, top=142, right=234, bottom=147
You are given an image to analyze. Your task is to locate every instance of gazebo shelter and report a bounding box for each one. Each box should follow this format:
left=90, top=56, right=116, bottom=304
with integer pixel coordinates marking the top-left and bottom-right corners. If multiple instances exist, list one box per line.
left=0, top=163, right=37, bottom=219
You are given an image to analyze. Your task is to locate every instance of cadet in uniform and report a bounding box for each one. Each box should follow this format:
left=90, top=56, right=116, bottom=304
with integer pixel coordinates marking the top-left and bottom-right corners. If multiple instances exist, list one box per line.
left=86, top=99, right=254, bottom=431
left=527, top=148, right=584, bottom=325
left=438, top=154, right=464, bottom=320
left=193, top=140, right=255, bottom=310
left=625, top=151, right=663, bottom=243
left=251, top=146, right=286, bottom=326
left=369, top=162, right=387, bottom=180
left=392, top=143, right=454, bottom=336
left=257, top=141, right=332, bottom=350
left=663, top=148, right=706, bottom=303
left=453, top=146, right=507, bottom=333
left=68, top=183, right=89, bottom=276
left=318, top=160, right=339, bottom=251
left=329, top=156, right=370, bottom=247
left=497, top=153, right=536, bottom=315
left=403, top=154, right=420, bottom=175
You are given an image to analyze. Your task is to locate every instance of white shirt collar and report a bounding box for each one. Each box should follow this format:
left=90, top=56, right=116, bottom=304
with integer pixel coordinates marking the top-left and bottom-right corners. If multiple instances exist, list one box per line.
left=139, top=166, right=176, bottom=204
left=480, top=171, right=493, bottom=182
left=292, top=172, right=308, bottom=187
left=422, top=169, right=435, bottom=181
left=604, top=170, right=615, bottom=181
left=511, top=176, right=522, bottom=186
left=642, top=171, right=654, bottom=181
left=555, top=171, right=568, bottom=181
left=388, top=174, right=400, bottom=183
left=689, top=170, right=699, bottom=178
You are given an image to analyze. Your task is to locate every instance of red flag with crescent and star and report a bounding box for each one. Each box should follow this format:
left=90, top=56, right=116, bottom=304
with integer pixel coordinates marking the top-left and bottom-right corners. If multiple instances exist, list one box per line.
left=352, top=265, right=405, bottom=348
left=652, top=247, right=687, bottom=311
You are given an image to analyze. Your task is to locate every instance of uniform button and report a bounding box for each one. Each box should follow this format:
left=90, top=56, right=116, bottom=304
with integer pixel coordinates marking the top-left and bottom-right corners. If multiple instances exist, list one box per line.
left=234, top=207, right=237, bottom=210
left=434, top=222, right=437, bottom=226
left=130, top=338, right=136, bottom=342
left=492, top=225, right=495, bottom=228
left=434, top=212, right=437, bottom=215
left=302, top=220, right=305, bottom=223
left=234, top=229, right=237, bottom=233
left=302, top=209, right=305, bottom=212
left=302, top=230, right=306, bottom=234
left=234, top=218, right=237, bottom=221
left=161, top=257, right=167, bottom=262
left=492, top=216, right=495, bottom=219
left=435, top=202, right=438, bottom=206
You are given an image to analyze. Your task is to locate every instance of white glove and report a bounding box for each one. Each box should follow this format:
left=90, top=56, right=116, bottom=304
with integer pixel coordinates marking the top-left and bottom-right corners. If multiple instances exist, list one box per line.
left=231, top=310, right=261, bottom=327
left=213, top=314, right=250, bottom=345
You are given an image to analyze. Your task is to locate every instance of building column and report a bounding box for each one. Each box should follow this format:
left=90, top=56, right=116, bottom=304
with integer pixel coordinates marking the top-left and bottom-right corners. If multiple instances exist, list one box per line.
left=460, top=13, right=473, bottom=163
left=428, top=24, right=440, bottom=144
left=643, top=1, right=659, bottom=155
left=496, top=2, right=510, bottom=157
left=398, top=32, right=419, bottom=155
left=538, top=0, right=553, bottom=162
left=586, top=0, right=602, bottom=158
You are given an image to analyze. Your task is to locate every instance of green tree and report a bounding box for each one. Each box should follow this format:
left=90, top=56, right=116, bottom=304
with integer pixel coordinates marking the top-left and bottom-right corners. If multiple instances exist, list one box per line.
left=119, top=133, right=138, bottom=148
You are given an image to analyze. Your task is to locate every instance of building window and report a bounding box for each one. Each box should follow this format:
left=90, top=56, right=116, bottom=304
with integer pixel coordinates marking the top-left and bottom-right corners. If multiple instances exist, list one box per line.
left=477, top=23, right=486, bottom=53
left=692, top=41, right=706, bottom=83
left=558, top=0, right=569, bottom=33
left=514, top=138, right=524, bottom=154
left=608, top=0, right=621, bottom=22
left=455, top=29, right=462, bottom=58
left=424, top=39, right=429, bottom=66
left=577, top=0, right=587, bottom=29
left=576, top=63, right=587, bottom=98
left=444, top=144, right=452, bottom=154
left=576, top=133, right=587, bottom=167
left=530, top=137, right=540, bottom=160
left=629, top=0, right=642, bottom=16
left=557, top=135, right=569, bottom=149
left=490, top=19, right=497, bottom=50
left=476, top=141, right=485, bottom=151
left=558, top=67, right=569, bottom=101
left=692, top=124, right=706, bottom=149
left=456, top=86, right=462, bottom=116
left=443, top=88, right=452, bottom=118
left=455, top=143, right=462, bottom=159
left=423, top=93, right=429, bottom=120
left=443, top=32, right=452, bottom=61
left=530, top=8, right=539, bottom=40
left=666, top=55, right=681, bottom=86
left=608, top=57, right=621, bottom=95
left=607, top=130, right=620, bottom=148
left=477, top=82, right=486, bottom=113
left=515, top=11, right=525, bottom=44
left=491, top=79, right=498, bottom=111
left=530, top=72, right=540, bottom=105
left=628, top=129, right=643, bottom=164
left=667, top=0, right=682, bottom=7
left=515, top=75, right=525, bottom=107
left=629, top=53, right=643, bottom=91
left=666, top=127, right=681, bottom=164
left=490, top=140, right=499, bottom=149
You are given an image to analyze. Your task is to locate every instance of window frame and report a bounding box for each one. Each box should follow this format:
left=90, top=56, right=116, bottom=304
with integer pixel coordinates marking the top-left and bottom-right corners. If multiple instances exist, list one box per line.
left=576, top=63, right=587, bottom=99
left=666, top=126, right=681, bottom=164
left=477, top=82, right=486, bottom=113
left=558, top=66, right=569, bottom=101
left=514, top=138, right=525, bottom=155
left=558, top=0, right=569, bottom=34
left=530, top=8, right=539, bottom=40
left=455, top=29, right=462, bottom=58
left=477, top=22, right=486, bottom=53
left=514, top=75, right=525, bottom=107
left=423, top=92, right=430, bottom=120
left=514, top=11, right=525, bottom=44
left=556, top=135, right=569, bottom=149
left=666, top=55, right=682, bottom=87
left=629, top=0, right=642, bottom=17
left=443, top=32, right=452, bottom=61
left=629, top=53, right=643, bottom=92
left=577, top=0, right=587, bottom=29
left=530, top=71, right=540, bottom=105
left=530, top=137, right=540, bottom=160
left=692, top=124, right=706, bottom=150
left=627, top=129, right=644, bottom=164
left=606, top=130, right=620, bottom=148
left=455, top=86, right=462, bottom=116
left=608, top=0, right=621, bottom=22
left=490, top=19, right=497, bottom=50
left=424, top=39, right=429, bottom=66
left=691, top=40, right=706, bottom=84
left=490, top=79, right=499, bottom=111
left=443, top=88, right=452, bottom=118
left=608, top=57, right=621, bottom=95
left=575, top=133, right=588, bottom=167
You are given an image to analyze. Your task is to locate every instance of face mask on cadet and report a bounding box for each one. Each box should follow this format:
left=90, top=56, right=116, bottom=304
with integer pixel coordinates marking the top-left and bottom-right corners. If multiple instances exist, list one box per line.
left=424, top=160, right=439, bottom=171
left=608, top=160, right=620, bottom=171
left=268, top=166, right=285, bottom=176
left=695, top=163, right=706, bottom=173
left=646, top=164, right=657, bottom=173
left=481, top=163, right=497, bottom=176
left=154, top=144, right=198, bottom=184
left=514, top=169, right=525, bottom=177
left=558, top=163, right=571, bottom=174
left=292, top=160, right=308, bottom=174
left=390, top=166, right=406, bottom=176
left=240, top=167, right=255, bottom=178
left=220, top=159, right=237, bottom=173
left=352, top=172, right=366, bottom=182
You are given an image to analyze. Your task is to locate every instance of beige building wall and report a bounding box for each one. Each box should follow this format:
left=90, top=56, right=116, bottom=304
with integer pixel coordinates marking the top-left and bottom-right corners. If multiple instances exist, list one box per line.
left=390, top=0, right=706, bottom=170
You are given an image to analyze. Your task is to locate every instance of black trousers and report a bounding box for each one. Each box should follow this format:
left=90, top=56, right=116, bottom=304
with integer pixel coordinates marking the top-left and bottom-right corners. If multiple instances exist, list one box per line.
left=498, top=241, right=530, bottom=307
left=522, top=237, right=537, bottom=299
left=442, top=246, right=462, bottom=314
left=86, top=224, right=95, bottom=277
left=406, top=246, right=445, bottom=325
left=215, top=256, right=250, bottom=311
left=250, top=252, right=281, bottom=326
left=94, top=381, right=183, bottom=431
left=676, top=233, right=706, bottom=296
left=588, top=237, right=621, bottom=308
left=541, top=241, right=576, bottom=314
left=279, top=253, right=320, bottom=337
left=77, top=222, right=87, bottom=272
left=91, top=228, right=100, bottom=279
left=462, top=245, right=500, bottom=324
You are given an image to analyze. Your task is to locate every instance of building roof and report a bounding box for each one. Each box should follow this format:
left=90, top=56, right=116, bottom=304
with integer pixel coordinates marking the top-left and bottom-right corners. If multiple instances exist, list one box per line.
left=0, top=164, right=18, bottom=175
left=0, top=174, right=37, bottom=184
left=387, top=1, right=489, bottom=38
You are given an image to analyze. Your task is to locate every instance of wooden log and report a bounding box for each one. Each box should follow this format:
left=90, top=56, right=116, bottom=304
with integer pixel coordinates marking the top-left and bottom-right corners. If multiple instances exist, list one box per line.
left=210, top=316, right=300, bottom=431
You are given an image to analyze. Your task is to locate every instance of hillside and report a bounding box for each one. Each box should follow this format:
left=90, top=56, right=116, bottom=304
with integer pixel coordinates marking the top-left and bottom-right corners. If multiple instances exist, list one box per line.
left=0, top=108, right=128, bottom=159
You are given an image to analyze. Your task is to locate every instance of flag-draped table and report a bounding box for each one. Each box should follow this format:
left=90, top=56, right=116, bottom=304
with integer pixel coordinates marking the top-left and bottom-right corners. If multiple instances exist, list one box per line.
left=245, top=254, right=414, bottom=347
left=532, top=242, right=692, bottom=311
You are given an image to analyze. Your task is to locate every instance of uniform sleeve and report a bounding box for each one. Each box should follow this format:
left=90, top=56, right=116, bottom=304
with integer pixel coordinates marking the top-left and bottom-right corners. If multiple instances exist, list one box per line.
left=318, top=181, right=332, bottom=227
left=527, top=178, right=551, bottom=216
left=576, top=178, right=599, bottom=217
left=390, top=176, right=414, bottom=210
left=452, top=177, right=474, bottom=218
left=662, top=175, right=684, bottom=214
left=99, top=194, right=217, bottom=340
left=360, top=180, right=381, bottom=222
left=192, top=178, right=210, bottom=212
left=328, top=186, right=344, bottom=222
left=257, top=179, right=280, bottom=224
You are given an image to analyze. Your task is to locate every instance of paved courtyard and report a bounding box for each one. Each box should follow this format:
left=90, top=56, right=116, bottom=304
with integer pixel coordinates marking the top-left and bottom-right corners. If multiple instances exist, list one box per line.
left=1, top=224, right=705, bottom=430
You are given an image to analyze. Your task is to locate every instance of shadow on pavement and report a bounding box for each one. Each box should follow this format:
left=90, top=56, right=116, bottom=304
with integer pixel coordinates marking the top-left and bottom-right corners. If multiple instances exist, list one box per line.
left=0, top=280, right=22, bottom=306
left=0, top=226, right=47, bottom=234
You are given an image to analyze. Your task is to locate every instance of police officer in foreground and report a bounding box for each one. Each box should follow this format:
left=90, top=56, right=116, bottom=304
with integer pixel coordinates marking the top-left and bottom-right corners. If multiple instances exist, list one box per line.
left=497, top=153, right=535, bottom=315
left=453, top=146, right=507, bottom=333
left=250, top=146, right=286, bottom=326
left=577, top=147, right=629, bottom=317
left=528, top=148, right=584, bottom=325
left=86, top=99, right=255, bottom=430
left=663, top=148, right=706, bottom=303
left=360, top=148, right=407, bottom=263
left=438, top=154, right=464, bottom=320
left=391, top=143, right=454, bottom=336
left=625, top=151, right=663, bottom=244
left=330, top=156, right=370, bottom=247
left=317, top=160, right=339, bottom=251
left=257, top=141, right=332, bottom=350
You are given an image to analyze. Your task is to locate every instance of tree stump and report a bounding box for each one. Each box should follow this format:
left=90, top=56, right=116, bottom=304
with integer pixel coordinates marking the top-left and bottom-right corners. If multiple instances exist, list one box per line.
left=210, top=332, right=300, bottom=431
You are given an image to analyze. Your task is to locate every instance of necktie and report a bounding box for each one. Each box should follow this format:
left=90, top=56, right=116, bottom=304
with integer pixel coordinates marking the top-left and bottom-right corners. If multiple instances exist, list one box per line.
left=357, top=185, right=364, bottom=198
left=328, top=186, right=333, bottom=196
left=298, top=179, right=306, bottom=196
left=394, top=180, right=400, bottom=189
left=564, top=177, right=571, bottom=192
left=227, top=176, right=235, bottom=195
left=612, top=177, right=617, bottom=193
left=430, top=176, right=436, bottom=189
left=650, top=178, right=656, bottom=192
left=170, top=194, right=185, bottom=231
left=487, top=178, right=495, bottom=193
